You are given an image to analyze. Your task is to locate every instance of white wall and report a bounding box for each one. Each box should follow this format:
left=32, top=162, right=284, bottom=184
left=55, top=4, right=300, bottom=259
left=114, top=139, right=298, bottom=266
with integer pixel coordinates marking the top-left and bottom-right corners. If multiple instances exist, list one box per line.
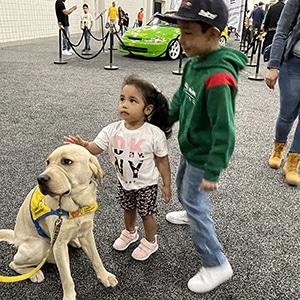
left=0, top=0, right=172, bottom=44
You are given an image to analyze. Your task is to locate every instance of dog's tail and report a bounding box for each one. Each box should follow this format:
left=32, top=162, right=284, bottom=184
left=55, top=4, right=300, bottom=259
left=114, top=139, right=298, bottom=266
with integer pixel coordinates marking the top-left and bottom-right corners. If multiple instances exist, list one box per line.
left=0, top=229, right=14, bottom=244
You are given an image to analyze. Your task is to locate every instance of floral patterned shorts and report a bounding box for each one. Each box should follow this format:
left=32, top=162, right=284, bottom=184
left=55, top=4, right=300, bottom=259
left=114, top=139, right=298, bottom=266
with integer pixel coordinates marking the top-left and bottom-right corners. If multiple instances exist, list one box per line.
left=117, top=183, right=158, bottom=217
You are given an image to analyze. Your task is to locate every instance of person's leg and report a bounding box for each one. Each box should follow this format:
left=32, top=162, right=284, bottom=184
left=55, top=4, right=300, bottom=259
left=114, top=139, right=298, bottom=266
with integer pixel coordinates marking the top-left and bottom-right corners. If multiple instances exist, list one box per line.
left=86, top=31, right=91, bottom=50
left=276, top=57, right=300, bottom=144
left=177, top=157, right=232, bottom=293
left=178, top=157, right=226, bottom=268
left=269, top=57, right=300, bottom=169
left=142, top=215, right=157, bottom=242
left=131, top=185, right=159, bottom=260
left=62, top=26, right=69, bottom=51
left=166, top=156, right=189, bottom=224
left=124, top=208, right=137, bottom=232
left=113, top=184, right=139, bottom=251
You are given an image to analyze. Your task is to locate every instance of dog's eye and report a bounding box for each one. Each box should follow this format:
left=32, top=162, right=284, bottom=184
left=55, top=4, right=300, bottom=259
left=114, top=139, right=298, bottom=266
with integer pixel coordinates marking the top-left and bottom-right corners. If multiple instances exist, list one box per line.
left=62, top=158, right=72, bottom=165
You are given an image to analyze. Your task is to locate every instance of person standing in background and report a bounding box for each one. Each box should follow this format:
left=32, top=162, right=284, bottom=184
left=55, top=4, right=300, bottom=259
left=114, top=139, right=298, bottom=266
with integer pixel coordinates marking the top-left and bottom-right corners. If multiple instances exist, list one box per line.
left=118, top=6, right=125, bottom=34
left=55, top=0, right=77, bottom=56
left=123, top=13, right=129, bottom=31
left=250, top=2, right=265, bottom=30
left=80, top=3, right=94, bottom=52
left=261, top=0, right=285, bottom=53
left=108, top=1, right=118, bottom=27
left=137, top=8, right=144, bottom=27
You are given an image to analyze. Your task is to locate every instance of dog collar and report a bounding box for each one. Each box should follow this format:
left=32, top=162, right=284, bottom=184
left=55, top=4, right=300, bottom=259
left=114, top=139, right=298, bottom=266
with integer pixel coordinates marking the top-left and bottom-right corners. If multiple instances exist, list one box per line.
left=30, top=186, right=98, bottom=238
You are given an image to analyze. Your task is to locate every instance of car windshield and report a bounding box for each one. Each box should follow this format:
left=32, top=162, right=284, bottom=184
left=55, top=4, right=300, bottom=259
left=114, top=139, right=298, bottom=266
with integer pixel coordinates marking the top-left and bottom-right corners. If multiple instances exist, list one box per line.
left=147, top=16, right=178, bottom=27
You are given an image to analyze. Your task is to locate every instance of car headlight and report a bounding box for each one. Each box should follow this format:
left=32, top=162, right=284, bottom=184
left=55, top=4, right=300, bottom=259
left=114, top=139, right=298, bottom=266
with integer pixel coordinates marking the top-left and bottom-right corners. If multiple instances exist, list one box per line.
left=145, top=38, right=166, bottom=43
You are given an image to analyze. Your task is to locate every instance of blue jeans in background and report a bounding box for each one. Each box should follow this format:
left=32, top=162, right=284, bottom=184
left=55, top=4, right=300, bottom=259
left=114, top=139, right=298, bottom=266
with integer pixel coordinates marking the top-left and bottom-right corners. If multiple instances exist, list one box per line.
left=63, top=26, right=70, bottom=51
left=176, top=156, right=227, bottom=268
left=276, top=55, right=300, bottom=153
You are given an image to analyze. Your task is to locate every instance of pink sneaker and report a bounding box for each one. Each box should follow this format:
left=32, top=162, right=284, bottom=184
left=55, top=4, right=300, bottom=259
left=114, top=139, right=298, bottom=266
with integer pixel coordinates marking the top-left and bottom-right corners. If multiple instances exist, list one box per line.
left=131, top=235, right=158, bottom=261
left=113, top=228, right=139, bottom=251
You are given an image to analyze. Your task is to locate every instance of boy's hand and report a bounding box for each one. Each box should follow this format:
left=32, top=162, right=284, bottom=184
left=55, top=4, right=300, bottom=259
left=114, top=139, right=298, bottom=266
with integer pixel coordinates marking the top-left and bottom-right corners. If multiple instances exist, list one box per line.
left=161, top=185, right=171, bottom=204
left=199, top=179, right=218, bottom=192
left=64, top=135, right=88, bottom=147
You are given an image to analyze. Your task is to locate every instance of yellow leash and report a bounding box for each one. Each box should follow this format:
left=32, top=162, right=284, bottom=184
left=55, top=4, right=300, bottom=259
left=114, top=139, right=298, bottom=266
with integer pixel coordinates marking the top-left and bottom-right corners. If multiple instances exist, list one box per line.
left=0, top=217, right=63, bottom=283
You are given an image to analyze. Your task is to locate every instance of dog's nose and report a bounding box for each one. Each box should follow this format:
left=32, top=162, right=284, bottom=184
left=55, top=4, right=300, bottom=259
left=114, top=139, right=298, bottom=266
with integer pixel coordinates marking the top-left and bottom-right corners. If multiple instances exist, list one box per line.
left=37, top=174, right=50, bottom=186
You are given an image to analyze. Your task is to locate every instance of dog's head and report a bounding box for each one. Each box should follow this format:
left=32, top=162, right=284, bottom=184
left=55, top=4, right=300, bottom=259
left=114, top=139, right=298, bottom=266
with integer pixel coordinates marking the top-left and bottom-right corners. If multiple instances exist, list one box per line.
left=37, top=144, right=104, bottom=197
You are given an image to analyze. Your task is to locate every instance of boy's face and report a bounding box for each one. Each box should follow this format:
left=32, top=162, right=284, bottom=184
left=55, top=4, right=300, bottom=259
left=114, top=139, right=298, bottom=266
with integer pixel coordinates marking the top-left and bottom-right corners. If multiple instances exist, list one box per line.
left=178, top=21, right=219, bottom=58
left=83, top=7, right=88, bottom=13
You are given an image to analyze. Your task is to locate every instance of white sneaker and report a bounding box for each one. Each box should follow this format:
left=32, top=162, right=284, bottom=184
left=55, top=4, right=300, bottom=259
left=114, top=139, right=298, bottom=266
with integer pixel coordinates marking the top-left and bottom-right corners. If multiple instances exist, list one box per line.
left=62, top=50, right=72, bottom=56
left=166, top=210, right=189, bottom=225
left=68, top=48, right=75, bottom=54
left=188, top=260, right=233, bottom=293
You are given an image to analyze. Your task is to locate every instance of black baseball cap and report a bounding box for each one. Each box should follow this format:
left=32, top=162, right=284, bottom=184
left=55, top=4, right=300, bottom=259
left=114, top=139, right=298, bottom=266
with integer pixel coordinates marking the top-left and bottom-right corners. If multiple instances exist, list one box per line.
left=158, top=0, right=228, bottom=31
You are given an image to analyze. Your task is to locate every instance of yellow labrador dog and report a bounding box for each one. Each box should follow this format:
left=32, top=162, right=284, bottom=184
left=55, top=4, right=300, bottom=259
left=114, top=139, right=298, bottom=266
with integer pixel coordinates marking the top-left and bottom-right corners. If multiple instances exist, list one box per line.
left=0, top=144, right=118, bottom=299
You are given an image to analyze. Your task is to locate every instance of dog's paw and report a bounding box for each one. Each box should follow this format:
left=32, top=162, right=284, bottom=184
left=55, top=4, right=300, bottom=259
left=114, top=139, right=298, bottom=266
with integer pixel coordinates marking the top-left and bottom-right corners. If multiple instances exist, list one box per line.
left=68, top=238, right=81, bottom=248
left=30, top=270, right=45, bottom=283
left=99, top=272, right=118, bottom=287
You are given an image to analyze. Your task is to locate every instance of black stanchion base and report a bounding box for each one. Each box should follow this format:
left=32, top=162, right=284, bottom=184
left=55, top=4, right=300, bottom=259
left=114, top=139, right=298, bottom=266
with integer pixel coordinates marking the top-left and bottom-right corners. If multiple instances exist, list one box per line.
left=247, top=63, right=257, bottom=67
left=172, top=69, right=183, bottom=75
left=104, top=65, right=119, bottom=70
left=248, top=75, right=264, bottom=81
left=54, top=58, right=68, bottom=64
left=108, top=47, right=118, bottom=50
left=81, top=50, right=93, bottom=56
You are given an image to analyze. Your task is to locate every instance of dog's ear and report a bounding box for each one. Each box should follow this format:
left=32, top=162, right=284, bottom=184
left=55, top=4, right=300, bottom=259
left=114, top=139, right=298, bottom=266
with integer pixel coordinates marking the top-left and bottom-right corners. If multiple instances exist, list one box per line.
left=89, top=155, right=105, bottom=182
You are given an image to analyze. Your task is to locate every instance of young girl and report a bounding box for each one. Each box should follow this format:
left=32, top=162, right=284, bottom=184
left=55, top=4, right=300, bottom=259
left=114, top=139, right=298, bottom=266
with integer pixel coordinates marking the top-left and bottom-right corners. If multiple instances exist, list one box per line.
left=64, top=75, right=172, bottom=261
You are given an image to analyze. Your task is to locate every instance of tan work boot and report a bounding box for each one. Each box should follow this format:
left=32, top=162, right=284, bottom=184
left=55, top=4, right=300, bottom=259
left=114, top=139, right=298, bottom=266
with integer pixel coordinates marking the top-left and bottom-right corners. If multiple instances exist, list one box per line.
left=268, top=142, right=286, bottom=169
left=283, top=153, right=300, bottom=185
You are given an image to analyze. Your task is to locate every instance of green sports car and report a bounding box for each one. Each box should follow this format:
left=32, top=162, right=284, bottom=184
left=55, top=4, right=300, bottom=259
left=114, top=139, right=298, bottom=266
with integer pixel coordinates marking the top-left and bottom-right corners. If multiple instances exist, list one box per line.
left=119, top=12, right=181, bottom=60
left=119, top=11, right=229, bottom=60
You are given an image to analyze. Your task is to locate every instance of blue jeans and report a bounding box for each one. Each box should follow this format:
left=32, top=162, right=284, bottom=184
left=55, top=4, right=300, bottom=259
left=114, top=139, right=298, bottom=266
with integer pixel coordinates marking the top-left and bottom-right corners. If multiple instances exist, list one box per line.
left=84, top=30, right=91, bottom=50
left=176, top=156, right=227, bottom=268
left=63, top=26, right=70, bottom=51
left=276, top=55, right=300, bottom=153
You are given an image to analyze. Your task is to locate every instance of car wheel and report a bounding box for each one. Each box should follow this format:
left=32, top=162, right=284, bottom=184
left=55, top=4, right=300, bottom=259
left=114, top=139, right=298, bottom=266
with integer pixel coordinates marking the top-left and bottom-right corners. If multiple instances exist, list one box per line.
left=167, top=39, right=181, bottom=60
left=219, top=36, right=226, bottom=46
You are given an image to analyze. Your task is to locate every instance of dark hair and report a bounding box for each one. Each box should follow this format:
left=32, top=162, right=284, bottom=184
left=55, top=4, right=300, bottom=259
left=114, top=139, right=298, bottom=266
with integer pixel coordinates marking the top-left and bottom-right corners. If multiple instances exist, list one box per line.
left=122, top=75, right=172, bottom=139
left=83, top=3, right=88, bottom=9
left=196, top=21, right=213, bottom=33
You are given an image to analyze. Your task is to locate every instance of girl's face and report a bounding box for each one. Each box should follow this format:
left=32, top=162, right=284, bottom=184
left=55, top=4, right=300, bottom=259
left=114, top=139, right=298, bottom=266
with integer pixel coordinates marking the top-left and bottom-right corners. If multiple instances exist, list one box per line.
left=178, top=21, right=219, bottom=57
left=118, top=84, right=153, bottom=129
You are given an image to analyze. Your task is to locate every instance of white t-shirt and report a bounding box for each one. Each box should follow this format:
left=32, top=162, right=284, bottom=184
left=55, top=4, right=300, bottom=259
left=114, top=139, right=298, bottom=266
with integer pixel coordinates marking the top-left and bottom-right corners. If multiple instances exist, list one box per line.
left=80, top=12, right=94, bottom=29
left=94, top=121, right=168, bottom=190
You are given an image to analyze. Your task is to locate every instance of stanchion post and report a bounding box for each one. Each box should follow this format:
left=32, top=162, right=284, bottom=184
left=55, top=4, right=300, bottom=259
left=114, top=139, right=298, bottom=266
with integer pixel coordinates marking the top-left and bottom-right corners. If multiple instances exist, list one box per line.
left=104, top=24, right=118, bottom=70
left=247, top=29, right=258, bottom=67
left=172, top=45, right=183, bottom=75
left=248, top=32, right=264, bottom=81
left=54, top=23, right=67, bottom=65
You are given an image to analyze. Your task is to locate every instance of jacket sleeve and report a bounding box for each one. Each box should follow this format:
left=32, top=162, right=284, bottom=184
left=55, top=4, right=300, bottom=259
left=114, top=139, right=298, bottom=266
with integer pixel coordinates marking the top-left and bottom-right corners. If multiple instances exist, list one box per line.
left=268, top=0, right=299, bottom=69
left=203, top=73, right=236, bottom=182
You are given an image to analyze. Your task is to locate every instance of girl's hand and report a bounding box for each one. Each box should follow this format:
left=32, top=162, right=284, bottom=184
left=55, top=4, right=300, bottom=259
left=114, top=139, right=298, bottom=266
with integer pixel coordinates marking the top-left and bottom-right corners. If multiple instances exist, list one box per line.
left=64, top=135, right=88, bottom=147
left=199, top=179, right=218, bottom=192
left=265, top=68, right=279, bottom=89
left=161, top=185, right=171, bottom=204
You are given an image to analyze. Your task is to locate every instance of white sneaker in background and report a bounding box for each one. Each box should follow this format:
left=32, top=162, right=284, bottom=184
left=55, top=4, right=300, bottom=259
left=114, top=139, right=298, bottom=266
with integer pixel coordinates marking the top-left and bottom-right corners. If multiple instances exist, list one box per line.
left=188, top=260, right=233, bottom=293
left=68, top=48, right=75, bottom=54
left=166, top=210, right=189, bottom=225
left=62, top=50, right=72, bottom=56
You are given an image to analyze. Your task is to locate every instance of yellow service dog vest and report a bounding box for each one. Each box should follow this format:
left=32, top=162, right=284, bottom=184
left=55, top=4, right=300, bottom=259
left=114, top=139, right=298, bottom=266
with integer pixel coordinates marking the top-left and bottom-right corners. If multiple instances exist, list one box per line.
left=30, top=186, right=98, bottom=238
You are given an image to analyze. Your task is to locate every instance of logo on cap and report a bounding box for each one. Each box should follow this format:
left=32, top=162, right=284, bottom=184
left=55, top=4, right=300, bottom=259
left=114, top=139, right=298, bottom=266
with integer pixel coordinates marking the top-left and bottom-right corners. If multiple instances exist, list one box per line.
left=198, top=9, right=217, bottom=20
left=180, top=0, right=193, bottom=8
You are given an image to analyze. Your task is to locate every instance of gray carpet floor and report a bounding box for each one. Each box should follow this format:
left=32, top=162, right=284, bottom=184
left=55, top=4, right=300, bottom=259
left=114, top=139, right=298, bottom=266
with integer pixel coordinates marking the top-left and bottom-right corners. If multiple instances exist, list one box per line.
left=0, top=33, right=299, bottom=300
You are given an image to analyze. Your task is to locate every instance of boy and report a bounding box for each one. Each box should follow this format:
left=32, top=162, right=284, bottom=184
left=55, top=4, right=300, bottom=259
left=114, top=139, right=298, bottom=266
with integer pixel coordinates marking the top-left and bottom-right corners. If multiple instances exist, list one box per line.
left=80, top=4, right=94, bottom=51
left=137, top=8, right=144, bottom=27
left=159, top=0, right=248, bottom=294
